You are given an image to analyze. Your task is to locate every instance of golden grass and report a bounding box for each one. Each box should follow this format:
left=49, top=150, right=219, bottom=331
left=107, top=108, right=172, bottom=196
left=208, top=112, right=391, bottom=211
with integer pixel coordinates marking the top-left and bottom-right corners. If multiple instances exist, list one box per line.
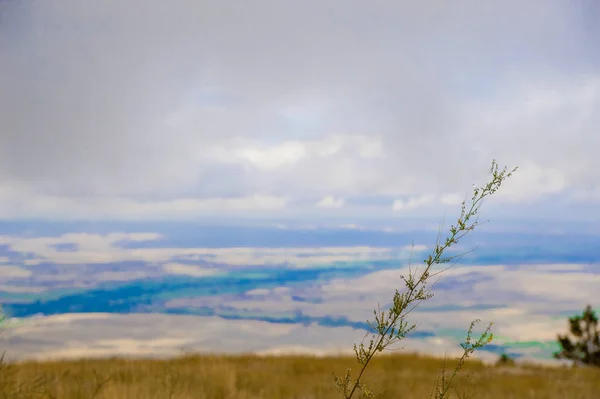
left=0, top=352, right=598, bottom=398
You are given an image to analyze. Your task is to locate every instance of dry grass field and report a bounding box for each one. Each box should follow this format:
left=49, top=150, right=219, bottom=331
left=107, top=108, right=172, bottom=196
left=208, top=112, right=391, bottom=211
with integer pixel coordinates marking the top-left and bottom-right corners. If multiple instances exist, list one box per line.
left=0, top=352, right=598, bottom=399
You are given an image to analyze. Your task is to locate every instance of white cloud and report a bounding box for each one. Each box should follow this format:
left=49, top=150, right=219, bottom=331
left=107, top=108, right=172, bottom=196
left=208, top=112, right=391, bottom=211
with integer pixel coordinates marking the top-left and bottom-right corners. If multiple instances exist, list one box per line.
left=0, top=187, right=289, bottom=219
left=392, top=194, right=435, bottom=211
left=211, top=134, right=383, bottom=172
left=233, top=141, right=308, bottom=171
left=0, top=0, right=598, bottom=220
left=440, top=193, right=464, bottom=206
left=316, top=195, right=344, bottom=209
left=490, top=161, right=568, bottom=202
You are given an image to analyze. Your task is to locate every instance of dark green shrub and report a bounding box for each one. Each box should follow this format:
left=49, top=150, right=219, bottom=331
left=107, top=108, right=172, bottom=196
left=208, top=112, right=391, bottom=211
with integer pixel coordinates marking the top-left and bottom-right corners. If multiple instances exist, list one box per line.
left=554, top=304, right=600, bottom=367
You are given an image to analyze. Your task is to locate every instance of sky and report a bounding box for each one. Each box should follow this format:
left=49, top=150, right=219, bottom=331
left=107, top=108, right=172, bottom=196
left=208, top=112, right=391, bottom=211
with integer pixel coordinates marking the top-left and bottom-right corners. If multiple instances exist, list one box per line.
left=0, top=0, right=599, bottom=222
left=0, top=1, right=599, bottom=365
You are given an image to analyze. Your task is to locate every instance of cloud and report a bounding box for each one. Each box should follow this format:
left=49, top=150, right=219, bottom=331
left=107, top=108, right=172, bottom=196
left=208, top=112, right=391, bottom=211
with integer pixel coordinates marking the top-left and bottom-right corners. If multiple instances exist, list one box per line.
left=0, top=189, right=289, bottom=220
left=0, top=0, right=598, bottom=220
left=440, top=193, right=464, bottom=206
left=392, top=194, right=435, bottom=211
left=487, top=161, right=568, bottom=202
left=316, top=195, right=345, bottom=209
left=232, top=142, right=308, bottom=171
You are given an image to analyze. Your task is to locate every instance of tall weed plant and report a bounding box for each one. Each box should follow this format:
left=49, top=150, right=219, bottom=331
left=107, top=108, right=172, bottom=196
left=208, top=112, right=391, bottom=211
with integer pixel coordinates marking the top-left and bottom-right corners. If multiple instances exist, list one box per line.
left=333, top=160, right=517, bottom=399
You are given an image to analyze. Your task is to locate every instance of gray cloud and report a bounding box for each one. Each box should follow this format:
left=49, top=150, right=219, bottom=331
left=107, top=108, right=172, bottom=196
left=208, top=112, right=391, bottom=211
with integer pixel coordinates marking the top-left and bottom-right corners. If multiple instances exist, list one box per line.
left=1, top=0, right=598, bottom=218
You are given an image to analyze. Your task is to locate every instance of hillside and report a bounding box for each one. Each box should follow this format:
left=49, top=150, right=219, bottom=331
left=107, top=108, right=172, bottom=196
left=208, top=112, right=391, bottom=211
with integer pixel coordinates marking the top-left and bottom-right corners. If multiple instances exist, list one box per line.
left=1, top=352, right=598, bottom=399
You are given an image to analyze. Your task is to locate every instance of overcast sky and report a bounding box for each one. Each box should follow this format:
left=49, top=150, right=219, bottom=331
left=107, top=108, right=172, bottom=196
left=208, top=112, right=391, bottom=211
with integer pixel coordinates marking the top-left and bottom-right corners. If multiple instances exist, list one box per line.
left=1, top=1, right=599, bottom=221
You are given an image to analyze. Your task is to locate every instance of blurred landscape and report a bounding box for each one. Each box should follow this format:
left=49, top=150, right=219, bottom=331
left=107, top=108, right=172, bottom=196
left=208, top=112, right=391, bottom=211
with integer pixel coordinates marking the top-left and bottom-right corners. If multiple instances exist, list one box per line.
left=1, top=219, right=598, bottom=366
left=1, top=0, right=600, bottom=397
